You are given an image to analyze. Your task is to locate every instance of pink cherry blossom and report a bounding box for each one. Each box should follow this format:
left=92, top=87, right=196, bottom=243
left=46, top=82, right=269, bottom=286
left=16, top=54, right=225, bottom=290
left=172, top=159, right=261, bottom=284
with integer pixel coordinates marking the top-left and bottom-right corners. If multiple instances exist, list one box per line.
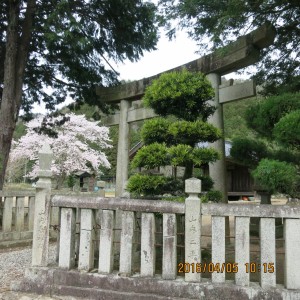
left=9, top=113, right=112, bottom=186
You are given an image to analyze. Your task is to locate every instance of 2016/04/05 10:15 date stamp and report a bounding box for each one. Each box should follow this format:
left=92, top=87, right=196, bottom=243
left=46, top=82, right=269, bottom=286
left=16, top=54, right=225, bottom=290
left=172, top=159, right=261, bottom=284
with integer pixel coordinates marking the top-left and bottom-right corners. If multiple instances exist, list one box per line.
left=178, top=262, right=275, bottom=273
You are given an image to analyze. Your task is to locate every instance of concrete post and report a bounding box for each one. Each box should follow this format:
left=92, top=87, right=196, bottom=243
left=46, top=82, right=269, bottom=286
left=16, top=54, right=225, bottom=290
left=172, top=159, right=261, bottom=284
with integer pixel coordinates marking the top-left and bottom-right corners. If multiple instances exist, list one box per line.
left=119, top=211, right=135, bottom=276
left=260, top=218, right=276, bottom=288
left=141, top=213, right=156, bottom=277
left=211, top=216, right=225, bottom=283
left=162, top=213, right=177, bottom=280
left=32, top=143, right=52, bottom=267
left=59, top=208, right=76, bottom=269
left=285, top=219, right=300, bottom=289
left=235, top=216, right=250, bottom=286
left=115, top=100, right=130, bottom=197
left=2, top=197, right=13, bottom=232
left=28, top=196, right=35, bottom=231
left=78, top=209, right=95, bottom=272
left=15, top=196, right=25, bottom=231
left=99, top=210, right=115, bottom=273
left=206, top=73, right=228, bottom=202
left=185, top=178, right=201, bottom=282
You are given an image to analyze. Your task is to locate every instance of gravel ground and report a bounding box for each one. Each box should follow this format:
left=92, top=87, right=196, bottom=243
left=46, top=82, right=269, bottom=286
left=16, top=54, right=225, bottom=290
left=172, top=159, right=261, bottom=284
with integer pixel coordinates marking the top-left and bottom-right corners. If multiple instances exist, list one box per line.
left=0, top=244, right=82, bottom=300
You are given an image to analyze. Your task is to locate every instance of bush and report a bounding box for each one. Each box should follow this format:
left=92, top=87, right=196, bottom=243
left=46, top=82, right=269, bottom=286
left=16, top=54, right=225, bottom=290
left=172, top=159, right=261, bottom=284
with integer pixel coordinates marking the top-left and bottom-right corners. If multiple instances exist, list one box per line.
left=141, top=117, right=174, bottom=145
left=168, top=144, right=193, bottom=167
left=169, top=120, right=221, bottom=145
left=131, top=143, right=169, bottom=169
left=273, top=109, right=300, bottom=149
left=195, top=175, right=214, bottom=191
left=127, top=174, right=167, bottom=196
left=67, top=175, right=75, bottom=188
left=252, top=159, right=299, bottom=197
left=201, top=190, right=223, bottom=203
left=143, top=70, right=215, bottom=121
left=230, top=137, right=269, bottom=167
left=246, top=92, right=300, bottom=138
left=192, top=147, right=220, bottom=166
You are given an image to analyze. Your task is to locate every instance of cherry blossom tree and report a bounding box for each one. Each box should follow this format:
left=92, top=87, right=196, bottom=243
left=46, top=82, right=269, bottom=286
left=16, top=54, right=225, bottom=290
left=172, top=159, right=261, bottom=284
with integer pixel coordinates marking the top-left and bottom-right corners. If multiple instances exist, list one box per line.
left=9, top=113, right=111, bottom=188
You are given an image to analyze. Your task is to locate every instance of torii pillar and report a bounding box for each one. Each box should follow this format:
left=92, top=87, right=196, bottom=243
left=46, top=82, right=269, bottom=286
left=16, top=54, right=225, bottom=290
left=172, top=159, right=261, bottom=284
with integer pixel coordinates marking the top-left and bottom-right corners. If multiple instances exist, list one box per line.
left=96, top=24, right=276, bottom=198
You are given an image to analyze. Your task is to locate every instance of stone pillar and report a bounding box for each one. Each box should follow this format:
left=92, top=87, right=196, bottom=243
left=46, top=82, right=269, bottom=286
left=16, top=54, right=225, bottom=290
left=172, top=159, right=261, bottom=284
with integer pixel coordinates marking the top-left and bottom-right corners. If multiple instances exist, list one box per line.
left=116, top=100, right=130, bottom=197
left=185, top=178, right=201, bottom=282
left=32, top=144, right=52, bottom=267
left=207, top=73, right=228, bottom=203
left=207, top=73, right=230, bottom=241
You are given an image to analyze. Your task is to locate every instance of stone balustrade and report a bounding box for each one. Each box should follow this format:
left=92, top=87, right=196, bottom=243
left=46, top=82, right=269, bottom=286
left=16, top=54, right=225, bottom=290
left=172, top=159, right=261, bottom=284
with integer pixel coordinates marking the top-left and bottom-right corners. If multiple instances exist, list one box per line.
left=11, top=144, right=300, bottom=299
left=49, top=187, right=300, bottom=292
left=0, top=192, right=35, bottom=245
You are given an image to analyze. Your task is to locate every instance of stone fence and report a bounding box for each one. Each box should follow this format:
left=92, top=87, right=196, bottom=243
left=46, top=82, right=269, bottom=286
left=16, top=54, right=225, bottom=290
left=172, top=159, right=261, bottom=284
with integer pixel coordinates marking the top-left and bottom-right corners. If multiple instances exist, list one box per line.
left=0, top=191, right=35, bottom=246
left=11, top=144, right=300, bottom=299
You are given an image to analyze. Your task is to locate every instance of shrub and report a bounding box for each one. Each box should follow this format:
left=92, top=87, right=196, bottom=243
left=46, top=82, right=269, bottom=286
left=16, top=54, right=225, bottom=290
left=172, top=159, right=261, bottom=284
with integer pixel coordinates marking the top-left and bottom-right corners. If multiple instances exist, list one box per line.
left=143, top=70, right=215, bottom=121
left=141, top=117, right=174, bottom=145
left=169, top=120, right=221, bottom=145
left=127, top=174, right=167, bottom=196
left=131, top=143, right=169, bottom=169
left=273, top=109, right=300, bottom=149
left=230, top=137, right=269, bottom=167
left=168, top=144, right=193, bottom=167
left=246, top=92, right=300, bottom=138
left=195, top=175, right=214, bottom=191
left=201, top=190, right=223, bottom=203
left=252, top=159, right=299, bottom=197
left=192, top=147, right=220, bottom=166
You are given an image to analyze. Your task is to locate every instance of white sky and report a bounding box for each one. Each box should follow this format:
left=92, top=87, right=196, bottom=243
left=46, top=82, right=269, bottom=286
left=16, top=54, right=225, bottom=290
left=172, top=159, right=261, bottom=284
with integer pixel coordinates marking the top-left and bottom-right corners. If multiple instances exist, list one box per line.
left=32, top=30, right=251, bottom=114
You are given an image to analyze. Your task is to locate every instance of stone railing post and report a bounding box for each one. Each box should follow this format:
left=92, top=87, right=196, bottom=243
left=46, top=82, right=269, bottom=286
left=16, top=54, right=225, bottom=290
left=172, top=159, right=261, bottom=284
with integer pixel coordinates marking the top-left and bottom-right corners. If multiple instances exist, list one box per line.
left=32, top=144, right=52, bottom=266
left=185, top=178, right=201, bottom=282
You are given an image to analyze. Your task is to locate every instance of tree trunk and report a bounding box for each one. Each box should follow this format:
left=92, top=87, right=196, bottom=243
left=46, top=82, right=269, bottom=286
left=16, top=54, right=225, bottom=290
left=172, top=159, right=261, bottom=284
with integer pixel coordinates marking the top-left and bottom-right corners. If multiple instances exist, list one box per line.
left=0, top=0, right=36, bottom=190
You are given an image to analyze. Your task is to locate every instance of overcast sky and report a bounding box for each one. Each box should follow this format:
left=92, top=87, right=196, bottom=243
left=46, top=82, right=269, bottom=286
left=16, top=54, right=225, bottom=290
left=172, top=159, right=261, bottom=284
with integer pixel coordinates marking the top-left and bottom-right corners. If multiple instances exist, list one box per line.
left=32, top=29, right=251, bottom=114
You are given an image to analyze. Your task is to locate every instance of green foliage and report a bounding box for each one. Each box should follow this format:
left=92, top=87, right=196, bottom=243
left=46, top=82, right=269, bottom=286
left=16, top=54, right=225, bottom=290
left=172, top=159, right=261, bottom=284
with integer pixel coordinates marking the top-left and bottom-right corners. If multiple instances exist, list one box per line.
left=169, top=120, right=221, bottom=145
left=141, top=118, right=173, bottom=145
left=13, top=122, right=27, bottom=141
left=0, top=0, right=159, bottom=115
left=129, top=70, right=221, bottom=197
left=246, top=93, right=300, bottom=139
left=141, top=118, right=221, bottom=147
left=127, top=174, right=167, bottom=196
left=67, top=175, right=75, bottom=188
left=131, top=143, right=169, bottom=169
left=161, top=195, right=185, bottom=203
left=161, top=177, right=184, bottom=195
left=230, top=137, right=269, bottom=168
left=168, top=144, right=193, bottom=167
left=252, top=159, right=299, bottom=197
left=273, top=110, right=300, bottom=149
left=271, top=149, right=300, bottom=165
left=201, top=190, right=223, bottom=203
left=143, top=70, right=215, bottom=121
left=195, top=175, right=214, bottom=191
left=223, top=97, right=257, bottom=140
left=192, top=148, right=220, bottom=166
left=159, top=0, right=300, bottom=91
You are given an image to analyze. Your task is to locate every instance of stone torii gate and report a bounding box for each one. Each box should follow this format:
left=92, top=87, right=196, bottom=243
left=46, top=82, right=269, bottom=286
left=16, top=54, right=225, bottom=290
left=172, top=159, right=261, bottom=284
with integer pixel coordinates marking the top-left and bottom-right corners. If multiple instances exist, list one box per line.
left=96, top=24, right=275, bottom=198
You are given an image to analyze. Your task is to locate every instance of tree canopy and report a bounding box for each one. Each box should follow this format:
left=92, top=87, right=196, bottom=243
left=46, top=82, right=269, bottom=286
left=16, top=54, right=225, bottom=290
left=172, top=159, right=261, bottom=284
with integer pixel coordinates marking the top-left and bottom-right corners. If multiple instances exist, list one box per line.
left=159, top=0, right=300, bottom=92
left=230, top=92, right=300, bottom=198
left=0, top=0, right=159, bottom=114
left=0, top=0, right=159, bottom=189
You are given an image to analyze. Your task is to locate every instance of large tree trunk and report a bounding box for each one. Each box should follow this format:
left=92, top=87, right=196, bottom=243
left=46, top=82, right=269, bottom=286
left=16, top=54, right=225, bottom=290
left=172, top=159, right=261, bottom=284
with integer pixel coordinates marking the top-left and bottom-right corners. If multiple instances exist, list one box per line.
left=0, top=0, right=36, bottom=190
